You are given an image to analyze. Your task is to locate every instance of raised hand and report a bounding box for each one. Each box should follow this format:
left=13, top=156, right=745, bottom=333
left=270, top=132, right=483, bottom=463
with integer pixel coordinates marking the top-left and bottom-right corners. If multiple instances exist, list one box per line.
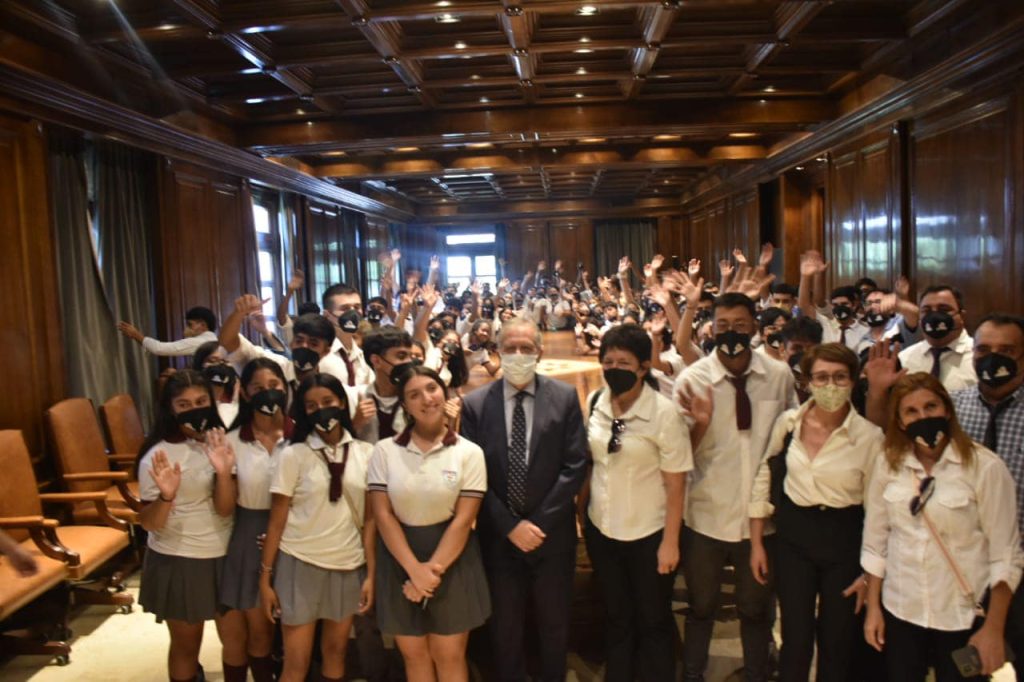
left=758, top=242, right=774, bottom=269
left=650, top=316, right=667, bottom=335
left=421, top=283, right=439, bottom=310
left=117, top=321, right=145, bottom=343
left=894, top=275, right=911, bottom=300
left=151, top=450, right=182, bottom=502
left=390, top=248, right=402, bottom=263
left=718, top=259, right=734, bottom=278
left=736, top=273, right=775, bottom=299
left=688, top=258, right=701, bottom=278
left=864, top=340, right=905, bottom=393
left=649, top=284, right=673, bottom=309
left=203, top=427, right=236, bottom=476
left=677, top=381, right=714, bottom=427
left=643, top=263, right=654, bottom=279
left=650, top=254, right=665, bottom=271
left=287, top=270, right=305, bottom=292
left=799, top=250, right=828, bottom=277
left=235, top=293, right=264, bottom=316
left=553, top=259, right=563, bottom=272
left=444, top=396, right=462, bottom=421
left=732, top=248, right=748, bottom=266
left=429, top=254, right=441, bottom=270
left=537, top=260, right=547, bottom=272
left=617, top=257, right=631, bottom=276
left=498, top=277, right=510, bottom=290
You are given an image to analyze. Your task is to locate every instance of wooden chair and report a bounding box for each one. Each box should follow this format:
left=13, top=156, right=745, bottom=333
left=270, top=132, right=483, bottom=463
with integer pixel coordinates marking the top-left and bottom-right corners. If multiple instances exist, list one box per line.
left=0, top=430, right=134, bottom=665
left=44, top=398, right=142, bottom=526
left=99, top=393, right=145, bottom=459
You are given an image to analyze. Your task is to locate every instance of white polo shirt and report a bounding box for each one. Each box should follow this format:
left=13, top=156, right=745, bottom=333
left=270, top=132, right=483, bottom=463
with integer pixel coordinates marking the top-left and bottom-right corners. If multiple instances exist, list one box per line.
left=142, top=331, right=218, bottom=357
left=227, top=422, right=292, bottom=510
left=899, top=329, right=977, bottom=392
left=271, top=432, right=372, bottom=571
left=367, top=433, right=486, bottom=527
left=586, top=384, right=693, bottom=541
left=139, top=439, right=233, bottom=559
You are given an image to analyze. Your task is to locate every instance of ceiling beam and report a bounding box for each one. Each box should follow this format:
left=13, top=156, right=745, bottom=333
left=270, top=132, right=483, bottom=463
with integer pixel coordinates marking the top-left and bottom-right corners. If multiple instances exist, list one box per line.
left=414, top=196, right=685, bottom=223
left=621, top=3, right=679, bottom=99
left=239, top=97, right=836, bottom=155
left=729, top=1, right=828, bottom=95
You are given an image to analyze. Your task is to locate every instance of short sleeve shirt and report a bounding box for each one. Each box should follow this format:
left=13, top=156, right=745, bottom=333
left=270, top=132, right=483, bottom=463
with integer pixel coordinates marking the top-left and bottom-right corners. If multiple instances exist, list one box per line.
left=227, top=424, right=292, bottom=510
left=367, top=434, right=487, bottom=527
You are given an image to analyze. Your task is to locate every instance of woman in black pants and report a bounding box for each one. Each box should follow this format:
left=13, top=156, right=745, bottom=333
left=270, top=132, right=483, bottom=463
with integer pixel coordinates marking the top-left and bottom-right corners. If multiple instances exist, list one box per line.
left=749, top=343, right=884, bottom=681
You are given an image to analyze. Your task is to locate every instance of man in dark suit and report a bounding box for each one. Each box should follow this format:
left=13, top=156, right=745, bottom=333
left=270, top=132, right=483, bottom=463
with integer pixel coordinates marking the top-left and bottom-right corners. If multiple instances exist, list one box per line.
left=461, top=317, right=588, bottom=682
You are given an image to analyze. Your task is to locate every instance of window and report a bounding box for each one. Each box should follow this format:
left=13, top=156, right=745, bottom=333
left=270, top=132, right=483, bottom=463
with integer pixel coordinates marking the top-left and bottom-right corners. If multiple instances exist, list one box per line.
left=252, top=194, right=283, bottom=317
left=445, top=231, right=497, bottom=292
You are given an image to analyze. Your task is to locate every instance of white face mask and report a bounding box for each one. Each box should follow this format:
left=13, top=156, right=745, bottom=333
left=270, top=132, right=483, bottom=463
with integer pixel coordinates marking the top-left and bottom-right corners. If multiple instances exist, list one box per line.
left=501, top=353, right=538, bottom=386
left=809, top=384, right=852, bottom=412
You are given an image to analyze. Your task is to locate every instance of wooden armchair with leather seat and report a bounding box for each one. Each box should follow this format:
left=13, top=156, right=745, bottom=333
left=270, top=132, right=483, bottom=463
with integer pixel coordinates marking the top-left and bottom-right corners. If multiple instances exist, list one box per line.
left=99, top=393, right=145, bottom=460
left=44, top=398, right=142, bottom=527
left=0, top=430, right=134, bottom=665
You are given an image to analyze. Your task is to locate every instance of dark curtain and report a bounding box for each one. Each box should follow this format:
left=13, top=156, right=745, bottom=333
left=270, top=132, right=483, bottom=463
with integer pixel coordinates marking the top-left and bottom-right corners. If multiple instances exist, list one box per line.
left=49, top=131, right=155, bottom=426
left=494, top=222, right=508, bottom=280
left=301, top=198, right=362, bottom=301
left=594, top=218, right=656, bottom=286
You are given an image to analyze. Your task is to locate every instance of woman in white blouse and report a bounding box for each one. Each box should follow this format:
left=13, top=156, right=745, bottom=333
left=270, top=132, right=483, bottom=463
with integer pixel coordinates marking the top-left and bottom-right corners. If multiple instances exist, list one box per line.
left=862, top=372, right=1023, bottom=680
left=258, top=373, right=375, bottom=682
left=368, top=365, right=490, bottom=682
left=749, top=343, right=884, bottom=681
left=582, top=324, right=691, bottom=682
left=217, top=358, right=292, bottom=682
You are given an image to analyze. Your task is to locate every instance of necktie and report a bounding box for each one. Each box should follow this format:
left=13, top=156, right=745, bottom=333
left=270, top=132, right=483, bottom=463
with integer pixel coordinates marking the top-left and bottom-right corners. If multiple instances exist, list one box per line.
left=319, top=444, right=350, bottom=502
left=929, top=347, right=950, bottom=379
left=507, top=392, right=528, bottom=515
left=373, top=396, right=398, bottom=439
left=339, top=348, right=356, bottom=386
left=729, top=374, right=752, bottom=430
left=840, top=326, right=848, bottom=348
left=982, top=396, right=1014, bottom=451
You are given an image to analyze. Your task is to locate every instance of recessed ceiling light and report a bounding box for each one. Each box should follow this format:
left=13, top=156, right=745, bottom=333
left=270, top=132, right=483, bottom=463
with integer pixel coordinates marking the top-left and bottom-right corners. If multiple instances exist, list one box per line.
left=382, top=87, right=390, bottom=93
left=577, top=5, right=599, bottom=15
left=653, top=134, right=681, bottom=141
left=729, top=132, right=757, bottom=138
left=762, top=85, right=776, bottom=93
left=574, top=48, right=594, bottom=54
left=576, top=67, right=587, bottom=75
left=580, top=137, right=606, bottom=143
left=454, top=41, right=468, bottom=49
left=470, top=74, right=481, bottom=80
left=156, top=23, right=180, bottom=31
left=324, top=151, right=347, bottom=157
left=816, top=156, right=828, bottom=162
left=394, top=146, right=420, bottom=152
left=436, top=13, right=460, bottom=23
left=296, top=108, right=305, bottom=115
left=795, top=166, right=805, bottom=171
left=306, top=121, right=314, bottom=126
left=240, top=67, right=262, bottom=75
left=479, top=96, right=490, bottom=103
left=436, top=0, right=451, bottom=6
left=466, top=142, right=494, bottom=149
left=574, top=92, right=584, bottom=99
left=758, top=99, right=767, bottom=104
left=579, top=36, right=591, bottom=43
left=552, top=148, right=558, bottom=153
left=245, top=97, right=266, bottom=104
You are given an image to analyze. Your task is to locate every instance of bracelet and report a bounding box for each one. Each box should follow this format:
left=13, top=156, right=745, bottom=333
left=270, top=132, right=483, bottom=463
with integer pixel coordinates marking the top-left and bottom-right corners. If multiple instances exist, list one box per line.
left=260, top=563, right=274, bottom=574
left=158, top=493, right=176, bottom=503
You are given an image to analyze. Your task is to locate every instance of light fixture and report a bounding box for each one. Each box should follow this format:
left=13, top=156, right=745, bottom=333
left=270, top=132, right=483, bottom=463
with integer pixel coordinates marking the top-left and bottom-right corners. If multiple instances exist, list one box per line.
left=323, top=151, right=347, bottom=157
left=580, top=137, right=606, bottom=143
left=245, top=97, right=266, bottom=104
left=574, top=92, right=584, bottom=99
left=156, top=23, right=180, bottom=31
left=454, top=40, right=467, bottom=49
left=762, top=85, right=776, bottom=93
left=306, top=121, right=314, bottom=126
left=479, top=96, right=490, bottom=103
left=758, top=99, right=767, bottom=104
left=729, top=132, right=757, bottom=138
left=394, top=146, right=420, bottom=152
left=436, top=0, right=452, bottom=6
left=577, top=5, right=599, bottom=15
left=816, top=156, right=828, bottom=162
left=296, top=108, right=305, bottom=115
left=795, top=165, right=805, bottom=171
left=576, top=67, right=587, bottom=75
left=466, top=142, right=494, bottom=149
left=579, top=36, right=591, bottom=43
left=436, top=13, right=460, bottom=23
left=240, top=67, right=262, bottom=75
left=574, top=48, right=594, bottom=54
left=470, top=74, right=481, bottom=80
left=653, top=134, right=681, bottom=141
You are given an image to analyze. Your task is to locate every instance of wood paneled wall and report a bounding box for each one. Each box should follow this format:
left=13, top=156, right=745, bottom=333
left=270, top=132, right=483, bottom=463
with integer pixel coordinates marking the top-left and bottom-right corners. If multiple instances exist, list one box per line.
left=155, top=159, right=259, bottom=361
left=0, top=113, right=65, bottom=459
left=687, top=190, right=760, bottom=283
left=503, top=219, right=596, bottom=278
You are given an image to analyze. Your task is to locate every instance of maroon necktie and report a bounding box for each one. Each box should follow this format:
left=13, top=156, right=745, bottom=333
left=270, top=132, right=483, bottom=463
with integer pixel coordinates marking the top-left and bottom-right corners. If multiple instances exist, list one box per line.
left=339, top=348, right=356, bottom=387
left=374, top=397, right=398, bottom=439
left=840, top=326, right=848, bottom=347
left=929, top=347, right=950, bottom=379
left=729, top=374, right=752, bottom=430
left=319, top=444, right=350, bottom=503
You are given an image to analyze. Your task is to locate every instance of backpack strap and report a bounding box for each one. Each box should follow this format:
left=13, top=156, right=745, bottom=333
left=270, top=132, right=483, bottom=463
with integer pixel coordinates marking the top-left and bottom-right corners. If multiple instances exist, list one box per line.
left=588, top=388, right=604, bottom=420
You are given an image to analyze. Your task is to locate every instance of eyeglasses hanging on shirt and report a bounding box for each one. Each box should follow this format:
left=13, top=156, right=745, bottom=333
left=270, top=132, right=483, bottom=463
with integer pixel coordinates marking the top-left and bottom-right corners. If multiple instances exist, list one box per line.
left=909, top=475, right=936, bottom=516
left=608, top=418, right=626, bottom=454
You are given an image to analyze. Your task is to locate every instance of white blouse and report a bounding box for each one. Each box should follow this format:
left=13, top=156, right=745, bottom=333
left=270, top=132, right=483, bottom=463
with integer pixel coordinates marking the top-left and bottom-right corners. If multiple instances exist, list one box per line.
left=227, top=423, right=292, bottom=510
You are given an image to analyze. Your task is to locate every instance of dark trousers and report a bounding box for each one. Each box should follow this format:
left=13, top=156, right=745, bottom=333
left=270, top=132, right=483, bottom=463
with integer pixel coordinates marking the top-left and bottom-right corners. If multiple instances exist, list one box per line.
left=482, top=541, right=576, bottom=682
left=1005, top=582, right=1024, bottom=680
left=583, top=518, right=677, bottom=682
left=681, top=527, right=773, bottom=682
left=883, top=609, right=985, bottom=682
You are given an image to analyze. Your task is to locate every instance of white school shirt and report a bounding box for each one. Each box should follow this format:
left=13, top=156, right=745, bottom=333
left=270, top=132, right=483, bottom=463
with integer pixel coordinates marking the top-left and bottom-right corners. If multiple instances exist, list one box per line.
left=216, top=397, right=239, bottom=431
left=367, top=434, right=487, bottom=526
left=898, top=330, right=977, bottom=392
left=326, top=336, right=373, bottom=387
left=271, top=432, right=371, bottom=570
left=142, top=331, right=218, bottom=357
left=651, top=347, right=685, bottom=399
left=587, top=384, right=693, bottom=541
left=355, top=382, right=407, bottom=444
left=227, top=423, right=292, bottom=510
left=861, top=442, right=1024, bottom=631
left=675, top=351, right=798, bottom=542
left=138, top=439, right=233, bottom=559
left=748, top=402, right=883, bottom=519
left=816, top=308, right=871, bottom=352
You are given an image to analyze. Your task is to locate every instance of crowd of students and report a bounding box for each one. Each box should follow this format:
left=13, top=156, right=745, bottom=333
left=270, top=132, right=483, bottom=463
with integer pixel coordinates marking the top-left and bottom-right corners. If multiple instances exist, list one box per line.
left=4, top=244, right=1022, bottom=682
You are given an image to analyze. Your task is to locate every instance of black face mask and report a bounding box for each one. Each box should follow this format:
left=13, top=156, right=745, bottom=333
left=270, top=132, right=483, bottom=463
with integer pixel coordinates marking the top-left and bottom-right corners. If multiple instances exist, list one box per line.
left=787, top=351, right=804, bottom=375
left=310, top=406, right=345, bottom=434
left=975, top=353, right=1019, bottom=388
left=766, top=332, right=785, bottom=350
left=442, top=342, right=461, bottom=357
left=428, top=327, right=444, bottom=343
left=250, top=388, right=287, bottom=417
left=832, top=304, right=854, bottom=322
left=701, top=338, right=716, bottom=355
left=865, top=311, right=888, bottom=327
left=203, top=364, right=236, bottom=391
left=175, top=406, right=218, bottom=433
left=715, top=330, right=751, bottom=357
left=388, top=359, right=422, bottom=386
left=604, top=367, right=638, bottom=395
left=481, top=306, right=495, bottom=317
left=366, top=308, right=384, bottom=324
left=440, top=318, right=455, bottom=331
left=904, top=416, right=950, bottom=450
left=292, top=347, right=320, bottom=373
left=922, top=311, right=956, bottom=339
left=339, top=309, right=361, bottom=334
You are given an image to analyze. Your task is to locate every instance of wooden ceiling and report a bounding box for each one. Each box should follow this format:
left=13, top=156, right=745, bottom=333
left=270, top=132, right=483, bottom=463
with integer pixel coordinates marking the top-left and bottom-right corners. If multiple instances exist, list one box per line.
left=0, top=0, right=986, bottom=209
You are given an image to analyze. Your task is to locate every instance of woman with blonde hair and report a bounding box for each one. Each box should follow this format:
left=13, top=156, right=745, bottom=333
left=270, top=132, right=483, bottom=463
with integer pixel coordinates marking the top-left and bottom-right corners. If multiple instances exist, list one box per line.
left=861, top=372, right=1023, bottom=680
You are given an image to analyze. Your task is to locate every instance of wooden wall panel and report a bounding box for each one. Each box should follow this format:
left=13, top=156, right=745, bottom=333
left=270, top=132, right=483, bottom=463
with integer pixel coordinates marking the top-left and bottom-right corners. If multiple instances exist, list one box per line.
left=156, top=160, right=258, bottom=364
left=502, top=219, right=598, bottom=278
left=0, top=114, right=65, bottom=459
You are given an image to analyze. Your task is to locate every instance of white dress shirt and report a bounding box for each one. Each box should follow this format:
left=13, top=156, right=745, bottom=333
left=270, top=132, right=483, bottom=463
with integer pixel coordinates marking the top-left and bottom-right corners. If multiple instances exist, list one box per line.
left=503, top=378, right=536, bottom=464
left=675, top=351, right=798, bottom=542
left=651, top=347, right=685, bottom=399
left=142, top=330, right=218, bottom=357
left=898, top=329, right=977, bottom=392
left=861, top=442, right=1024, bottom=631
left=355, top=382, right=407, bottom=444
left=587, top=384, right=693, bottom=542
left=749, top=401, right=883, bottom=519
left=228, top=424, right=291, bottom=510
left=815, top=306, right=871, bottom=352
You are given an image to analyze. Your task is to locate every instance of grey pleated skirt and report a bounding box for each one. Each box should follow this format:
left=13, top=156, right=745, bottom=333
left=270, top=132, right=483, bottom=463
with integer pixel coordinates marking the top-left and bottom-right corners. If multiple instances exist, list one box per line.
left=139, top=549, right=225, bottom=624
left=375, top=521, right=491, bottom=636
left=220, top=506, right=270, bottom=611
left=273, top=551, right=365, bottom=626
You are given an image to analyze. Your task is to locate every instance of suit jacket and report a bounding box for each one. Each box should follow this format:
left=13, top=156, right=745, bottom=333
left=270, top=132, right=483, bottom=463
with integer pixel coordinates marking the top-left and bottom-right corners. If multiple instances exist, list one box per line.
left=460, top=375, right=588, bottom=557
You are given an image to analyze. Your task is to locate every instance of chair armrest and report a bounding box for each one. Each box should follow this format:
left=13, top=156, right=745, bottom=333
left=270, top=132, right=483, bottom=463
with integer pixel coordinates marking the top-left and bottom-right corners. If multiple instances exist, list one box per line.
left=0, top=515, right=59, bottom=529
left=115, top=480, right=143, bottom=512
left=107, top=453, right=137, bottom=463
left=63, top=471, right=132, bottom=482
left=39, top=492, right=109, bottom=503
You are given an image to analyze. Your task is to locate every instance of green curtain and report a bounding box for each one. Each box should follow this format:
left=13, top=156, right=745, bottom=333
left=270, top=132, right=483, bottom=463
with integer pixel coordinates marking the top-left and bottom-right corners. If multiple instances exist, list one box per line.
left=594, top=218, right=656, bottom=287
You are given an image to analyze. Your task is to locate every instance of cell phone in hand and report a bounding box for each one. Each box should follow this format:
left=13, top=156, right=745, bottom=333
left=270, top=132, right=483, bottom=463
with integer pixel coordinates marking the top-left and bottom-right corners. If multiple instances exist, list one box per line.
left=672, top=255, right=681, bottom=270
left=952, top=645, right=982, bottom=677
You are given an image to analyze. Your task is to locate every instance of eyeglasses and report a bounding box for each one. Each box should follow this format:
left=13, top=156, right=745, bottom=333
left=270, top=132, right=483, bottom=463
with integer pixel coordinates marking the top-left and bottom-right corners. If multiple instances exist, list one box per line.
left=809, top=372, right=853, bottom=387
left=608, top=419, right=626, bottom=454
left=909, top=476, right=935, bottom=516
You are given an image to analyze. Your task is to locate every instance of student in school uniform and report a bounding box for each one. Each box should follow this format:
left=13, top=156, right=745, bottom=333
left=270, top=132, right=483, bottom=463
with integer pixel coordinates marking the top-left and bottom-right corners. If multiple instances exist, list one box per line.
left=353, top=327, right=418, bottom=444
left=368, top=365, right=491, bottom=682
left=118, top=306, right=219, bottom=357
left=462, top=319, right=501, bottom=377
left=193, top=341, right=240, bottom=428
left=258, top=373, right=375, bottom=682
left=136, top=370, right=236, bottom=682
left=217, top=358, right=293, bottom=682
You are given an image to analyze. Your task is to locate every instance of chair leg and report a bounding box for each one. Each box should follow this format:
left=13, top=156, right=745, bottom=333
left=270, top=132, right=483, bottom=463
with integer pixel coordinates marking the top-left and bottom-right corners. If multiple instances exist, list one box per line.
left=0, top=584, right=74, bottom=665
left=0, top=633, right=72, bottom=665
left=71, top=583, right=134, bottom=613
